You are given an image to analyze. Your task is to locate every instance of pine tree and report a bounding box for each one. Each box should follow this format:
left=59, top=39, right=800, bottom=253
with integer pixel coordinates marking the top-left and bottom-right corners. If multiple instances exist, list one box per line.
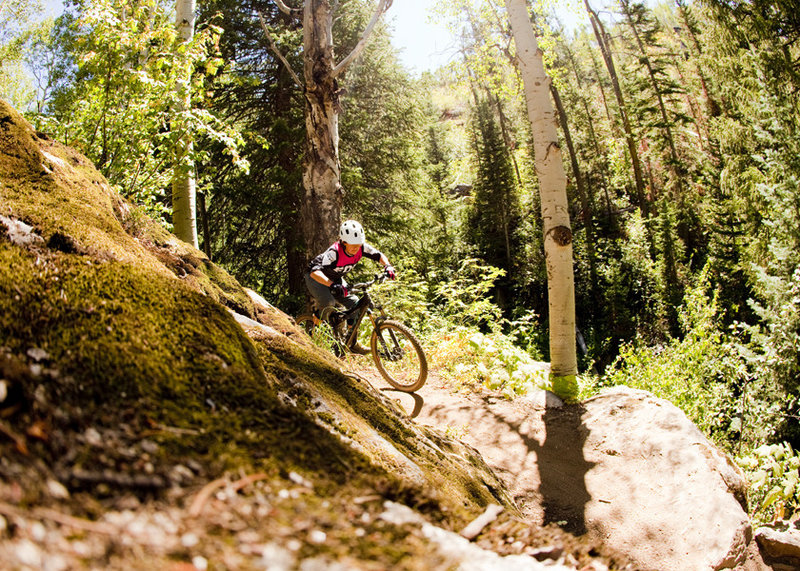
left=466, top=96, right=520, bottom=281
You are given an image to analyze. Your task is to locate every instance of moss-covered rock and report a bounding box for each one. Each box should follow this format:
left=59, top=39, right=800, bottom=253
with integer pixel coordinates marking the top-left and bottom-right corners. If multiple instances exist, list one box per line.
left=0, top=99, right=521, bottom=568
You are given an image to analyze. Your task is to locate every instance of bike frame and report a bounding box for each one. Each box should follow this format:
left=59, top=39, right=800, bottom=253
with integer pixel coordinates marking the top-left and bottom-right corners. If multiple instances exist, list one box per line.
left=301, top=271, right=428, bottom=392
left=323, top=274, right=390, bottom=351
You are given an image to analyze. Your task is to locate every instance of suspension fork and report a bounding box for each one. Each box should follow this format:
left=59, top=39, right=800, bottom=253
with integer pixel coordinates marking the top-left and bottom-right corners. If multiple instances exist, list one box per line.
left=368, top=304, right=399, bottom=356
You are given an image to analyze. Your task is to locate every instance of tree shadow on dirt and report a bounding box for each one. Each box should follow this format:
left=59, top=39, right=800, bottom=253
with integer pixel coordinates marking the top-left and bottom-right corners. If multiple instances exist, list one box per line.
left=459, top=396, right=595, bottom=536
left=407, top=381, right=595, bottom=536
left=381, top=388, right=424, bottom=418
left=534, top=403, right=594, bottom=535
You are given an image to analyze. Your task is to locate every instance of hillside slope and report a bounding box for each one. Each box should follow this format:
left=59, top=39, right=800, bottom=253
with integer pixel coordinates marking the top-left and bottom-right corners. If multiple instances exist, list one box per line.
left=0, top=101, right=629, bottom=569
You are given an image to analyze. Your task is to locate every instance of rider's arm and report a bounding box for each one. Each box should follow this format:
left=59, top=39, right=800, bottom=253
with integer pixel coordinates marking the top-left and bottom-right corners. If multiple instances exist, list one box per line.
left=310, top=270, right=334, bottom=287
left=363, top=243, right=391, bottom=268
left=308, top=245, right=339, bottom=287
left=373, top=248, right=395, bottom=279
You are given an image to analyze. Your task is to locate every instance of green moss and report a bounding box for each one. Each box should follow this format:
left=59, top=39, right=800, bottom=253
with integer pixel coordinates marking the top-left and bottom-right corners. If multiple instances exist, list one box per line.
left=0, top=242, right=378, bottom=490
left=0, top=245, right=256, bottom=402
left=0, top=101, right=256, bottom=323
left=551, top=374, right=579, bottom=403
left=0, top=99, right=518, bottom=541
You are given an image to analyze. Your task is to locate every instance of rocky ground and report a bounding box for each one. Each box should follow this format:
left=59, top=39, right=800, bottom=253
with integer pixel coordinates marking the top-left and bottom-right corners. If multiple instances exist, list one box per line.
left=352, top=362, right=773, bottom=571
left=0, top=355, right=637, bottom=571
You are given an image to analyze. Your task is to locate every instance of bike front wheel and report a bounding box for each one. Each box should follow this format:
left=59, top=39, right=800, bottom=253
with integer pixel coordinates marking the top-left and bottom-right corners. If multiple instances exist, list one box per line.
left=370, top=320, right=428, bottom=392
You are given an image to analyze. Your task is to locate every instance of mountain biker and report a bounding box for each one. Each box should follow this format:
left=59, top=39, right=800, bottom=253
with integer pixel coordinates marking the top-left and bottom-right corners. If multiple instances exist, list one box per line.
left=304, top=219, right=396, bottom=321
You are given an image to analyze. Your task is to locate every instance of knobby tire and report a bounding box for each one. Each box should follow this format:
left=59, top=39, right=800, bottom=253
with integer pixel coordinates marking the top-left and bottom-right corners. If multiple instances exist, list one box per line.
left=295, top=313, right=346, bottom=358
left=370, top=320, right=428, bottom=392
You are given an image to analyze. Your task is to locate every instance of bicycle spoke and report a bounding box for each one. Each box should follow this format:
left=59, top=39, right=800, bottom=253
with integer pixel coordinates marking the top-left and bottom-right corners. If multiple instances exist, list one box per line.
left=296, top=314, right=345, bottom=357
left=371, top=321, right=427, bottom=392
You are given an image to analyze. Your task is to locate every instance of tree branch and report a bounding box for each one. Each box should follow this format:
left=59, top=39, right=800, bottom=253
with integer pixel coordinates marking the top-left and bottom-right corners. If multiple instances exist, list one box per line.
left=274, top=0, right=301, bottom=16
left=257, top=11, right=303, bottom=89
left=332, top=0, right=392, bottom=78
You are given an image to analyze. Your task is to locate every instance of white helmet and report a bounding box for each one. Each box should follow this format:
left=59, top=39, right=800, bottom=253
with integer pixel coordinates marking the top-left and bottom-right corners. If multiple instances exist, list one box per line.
left=339, top=219, right=365, bottom=245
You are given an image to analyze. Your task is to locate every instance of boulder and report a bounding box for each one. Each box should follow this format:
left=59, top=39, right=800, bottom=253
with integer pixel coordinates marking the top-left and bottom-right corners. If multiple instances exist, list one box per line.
left=579, top=387, right=763, bottom=570
left=755, top=525, right=800, bottom=567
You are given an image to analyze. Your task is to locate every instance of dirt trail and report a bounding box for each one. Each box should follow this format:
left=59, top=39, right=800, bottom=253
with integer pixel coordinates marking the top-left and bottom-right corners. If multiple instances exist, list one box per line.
left=348, top=363, right=586, bottom=533
left=348, top=363, right=772, bottom=571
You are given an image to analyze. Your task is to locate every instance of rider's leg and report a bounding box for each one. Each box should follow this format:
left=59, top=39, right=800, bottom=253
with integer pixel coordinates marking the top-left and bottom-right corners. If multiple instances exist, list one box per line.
left=338, top=293, right=359, bottom=325
left=304, top=273, right=336, bottom=315
left=303, top=273, right=352, bottom=334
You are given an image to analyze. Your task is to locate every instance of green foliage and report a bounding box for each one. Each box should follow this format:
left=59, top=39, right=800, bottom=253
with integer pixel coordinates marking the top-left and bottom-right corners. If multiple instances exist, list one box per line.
left=738, top=443, right=800, bottom=525
left=339, top=4, right=428, bottom=216
left=404, top=113, right=472, bottom=278
left=365, top=268, right=431, bottom=333
left=589, top=268, right=757, bottom=444
left=0, top=0, right=50, bottom=110
left=193, top=0, right=305, bottom=310
left=705, top=0, right=800, bottom=91
left=306, top=320, right=342, bottom=355
left=431, top=258, right=505, bottom=331
left=467, top=328, right=549, bottom=396
left=0, top=0, right=43, bottom=61
left=466, top=96, right=522, bottom=282
left=41, top=0, right=246, bottom=220
left=699, top=0, right=800, bottom=447
left=429, top=327, right=550, bottom=398
left=741, top=267, right=800, bottom=397
left=505, top=309, right=547, bottom=357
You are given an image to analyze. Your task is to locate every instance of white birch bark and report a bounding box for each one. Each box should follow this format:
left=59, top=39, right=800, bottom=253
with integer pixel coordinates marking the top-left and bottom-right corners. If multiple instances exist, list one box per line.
left=505, top=0, right=577, bottom=399
left=172, top=0, right=198, bottom=248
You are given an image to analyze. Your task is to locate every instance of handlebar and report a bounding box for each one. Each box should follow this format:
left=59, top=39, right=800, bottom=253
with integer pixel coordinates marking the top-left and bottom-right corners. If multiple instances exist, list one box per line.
left=349, top=270, right=390, bottom=292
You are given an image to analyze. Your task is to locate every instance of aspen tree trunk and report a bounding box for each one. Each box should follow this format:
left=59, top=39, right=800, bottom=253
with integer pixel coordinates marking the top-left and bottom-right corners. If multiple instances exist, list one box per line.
left=172, top=0, right=198, bottom=248
left=551, top=84, right=598, bottom=301
left=505, top=0, right=577, bottom=400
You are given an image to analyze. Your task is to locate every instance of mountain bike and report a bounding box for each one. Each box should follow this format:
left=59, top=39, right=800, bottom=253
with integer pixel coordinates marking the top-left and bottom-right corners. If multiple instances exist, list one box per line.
left=296, top=271, right=428, bottom=393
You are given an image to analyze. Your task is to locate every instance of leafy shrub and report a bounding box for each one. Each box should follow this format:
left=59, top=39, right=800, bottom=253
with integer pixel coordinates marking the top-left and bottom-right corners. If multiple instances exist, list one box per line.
left=737, top=265, right=800, bottom=444
left=586, top=268, right=777, bottom=448
left=737, top=442, right=800, bottom=525
left=431, top=258, right=505, bottom=331
left=506, top=309, right=547, bottom=359
left=365, top=267, right=431, bottom=332
left=429, top=327, right=550, bottom=398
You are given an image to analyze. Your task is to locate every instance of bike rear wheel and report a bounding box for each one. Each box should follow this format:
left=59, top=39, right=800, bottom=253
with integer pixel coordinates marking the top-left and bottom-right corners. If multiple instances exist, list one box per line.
left=296, top=313, right=346, bottom=357
left=295, top=313, right=316, bottom=336
left=370, top=320, right=428, bottom=392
